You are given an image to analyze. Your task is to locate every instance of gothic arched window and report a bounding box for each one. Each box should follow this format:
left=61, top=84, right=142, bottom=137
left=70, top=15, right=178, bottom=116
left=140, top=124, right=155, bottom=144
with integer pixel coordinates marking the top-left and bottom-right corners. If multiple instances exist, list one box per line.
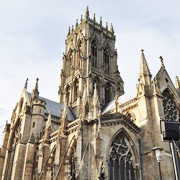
left=104, top=48, right=110, bottom=74
left=109, top=133, right=135, bottom=180
left=91, top=40, right=97, bottom=68
left=74, top=79, right=79, bottom=102
left=105, top=84, right=111, bottom=104
left=162, top=89, right=179, bottom=122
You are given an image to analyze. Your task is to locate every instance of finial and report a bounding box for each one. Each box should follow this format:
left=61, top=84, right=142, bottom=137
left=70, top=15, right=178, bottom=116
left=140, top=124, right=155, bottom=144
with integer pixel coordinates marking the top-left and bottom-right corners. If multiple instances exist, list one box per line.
left=110, top=23, right=114, bottom=33
left=93, top=13, right=96, bottom=22
left=106, top=22, right=108, bottom=30
left=81, top=15, right=83, bottom=22
left=159, top=56, right=165, bottom=68
left=100, top=17, right=102, bottom=26
left=72, top=25, right=74, bottom=31
left=76, top=19, right=78, bottom=28
left=68, top=26, right=71, bottom=35
left=141, top=49, right=144, bottom=53
left=85, top=6, right=89, bottom=19
left=24, top=78, right=28, bottom=89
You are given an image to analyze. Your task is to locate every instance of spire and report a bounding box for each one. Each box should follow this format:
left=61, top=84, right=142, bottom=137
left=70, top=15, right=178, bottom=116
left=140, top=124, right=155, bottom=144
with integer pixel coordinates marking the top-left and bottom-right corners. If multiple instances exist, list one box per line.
left=110, top=23, right=114, bottom=33
left=159, top=56, right=165, bottom=68
left=85, top=6, right=89, bottom=19
left=72, top=25, right=74, bottom=31
left=140, top=49, right=151, bottom=77
left=24, top=78, right=28, bottom=89
left=76, top=19, right=78, bottom=28
left=81, top=15, right=83, bottom=22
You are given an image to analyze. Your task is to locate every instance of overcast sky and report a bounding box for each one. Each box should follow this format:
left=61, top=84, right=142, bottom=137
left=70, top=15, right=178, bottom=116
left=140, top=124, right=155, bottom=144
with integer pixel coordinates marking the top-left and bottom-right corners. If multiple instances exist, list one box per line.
left=0, top=0, right=180, bottom=144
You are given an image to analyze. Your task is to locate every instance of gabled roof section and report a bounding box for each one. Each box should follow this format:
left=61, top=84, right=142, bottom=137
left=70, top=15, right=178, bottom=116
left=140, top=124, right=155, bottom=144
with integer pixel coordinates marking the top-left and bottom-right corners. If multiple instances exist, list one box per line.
left=102, top=89, right=137, bottom=114
left=28, top=92, right=75, bottom=121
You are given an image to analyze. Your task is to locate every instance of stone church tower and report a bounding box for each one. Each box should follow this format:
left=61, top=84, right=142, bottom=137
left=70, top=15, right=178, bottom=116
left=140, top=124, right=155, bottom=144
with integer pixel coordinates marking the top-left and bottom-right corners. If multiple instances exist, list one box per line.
left=0, top=7, right=179, bottom=180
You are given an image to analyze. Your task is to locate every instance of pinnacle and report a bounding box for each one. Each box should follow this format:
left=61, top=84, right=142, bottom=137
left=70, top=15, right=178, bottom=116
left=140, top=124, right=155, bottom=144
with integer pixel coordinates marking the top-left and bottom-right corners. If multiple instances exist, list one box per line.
left=85, top=6, right=89, bottom=19
left=24, top=78, right=28, bottom=89
left=140, top=49, right=151, bottom=77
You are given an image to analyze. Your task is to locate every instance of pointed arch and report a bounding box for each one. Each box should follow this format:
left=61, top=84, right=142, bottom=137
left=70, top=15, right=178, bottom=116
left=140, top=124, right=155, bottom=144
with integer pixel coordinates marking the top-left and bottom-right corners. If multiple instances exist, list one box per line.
left=107, top=128, right=139, bottom=180
left=105, top=83, right=111, bottom=104
left=65, top=136, right=77, bottom=179
left=103, top=47, right=110, bottom=74
left=91, top=39, right=98, bottom=68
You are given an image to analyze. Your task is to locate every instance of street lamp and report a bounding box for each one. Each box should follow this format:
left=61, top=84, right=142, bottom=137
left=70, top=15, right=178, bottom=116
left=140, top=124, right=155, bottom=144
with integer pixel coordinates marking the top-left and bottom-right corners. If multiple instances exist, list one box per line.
left=151, top=147, right=164, bottom=180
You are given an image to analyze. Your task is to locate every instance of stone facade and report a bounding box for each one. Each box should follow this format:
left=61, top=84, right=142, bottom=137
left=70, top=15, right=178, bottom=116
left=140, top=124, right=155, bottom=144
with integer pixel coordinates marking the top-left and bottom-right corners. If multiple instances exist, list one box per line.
left=0, top=7, right=179, bottom=180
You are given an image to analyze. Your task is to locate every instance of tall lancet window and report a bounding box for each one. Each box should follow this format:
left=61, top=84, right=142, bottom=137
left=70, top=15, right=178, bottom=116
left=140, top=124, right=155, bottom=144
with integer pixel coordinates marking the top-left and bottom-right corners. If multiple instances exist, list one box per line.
left=66, top=49, right=73, bottom=78
left=105, top=84, right=111, bottom=104
left=104, top=48, right=110, bottom=74
left=76, top=41, right=82, bottom=70
left=91, top=40, right=97, bottom=68
left=109, top=133, right=135, bottom=180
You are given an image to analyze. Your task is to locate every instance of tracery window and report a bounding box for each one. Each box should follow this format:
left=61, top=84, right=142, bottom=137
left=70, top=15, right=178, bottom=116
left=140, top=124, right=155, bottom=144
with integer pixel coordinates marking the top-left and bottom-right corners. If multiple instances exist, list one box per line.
left=91, top=40, right=97, bottom=68
left=109, top=133, right=135, bottom=180
left=162, top=90, right=179, bottom=122
left=104, top=48, right=110, bottom=74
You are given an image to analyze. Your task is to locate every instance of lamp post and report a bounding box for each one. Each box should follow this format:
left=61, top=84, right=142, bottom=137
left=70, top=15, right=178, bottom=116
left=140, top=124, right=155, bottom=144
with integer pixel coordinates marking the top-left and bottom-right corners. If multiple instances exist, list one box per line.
left=151, top=147, right=164, bottom=180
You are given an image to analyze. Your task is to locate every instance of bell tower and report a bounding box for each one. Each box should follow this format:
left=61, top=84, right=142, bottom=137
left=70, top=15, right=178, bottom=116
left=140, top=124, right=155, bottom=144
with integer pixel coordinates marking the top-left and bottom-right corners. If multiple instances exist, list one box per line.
left=58, top=7, right=124, bottom=117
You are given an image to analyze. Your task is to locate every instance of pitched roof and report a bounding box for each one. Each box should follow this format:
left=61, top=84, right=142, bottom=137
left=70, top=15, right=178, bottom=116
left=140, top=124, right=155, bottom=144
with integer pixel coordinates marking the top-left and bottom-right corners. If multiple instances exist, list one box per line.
left=102, top=89, right=137, bottom=114
left=27, top=92, right=75, bottom=121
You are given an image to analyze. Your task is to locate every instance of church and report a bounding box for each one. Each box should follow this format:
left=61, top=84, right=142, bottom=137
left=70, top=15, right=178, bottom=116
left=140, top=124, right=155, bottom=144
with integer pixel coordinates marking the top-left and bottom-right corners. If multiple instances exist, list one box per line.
left=0, top=7, right=179, bottom=180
